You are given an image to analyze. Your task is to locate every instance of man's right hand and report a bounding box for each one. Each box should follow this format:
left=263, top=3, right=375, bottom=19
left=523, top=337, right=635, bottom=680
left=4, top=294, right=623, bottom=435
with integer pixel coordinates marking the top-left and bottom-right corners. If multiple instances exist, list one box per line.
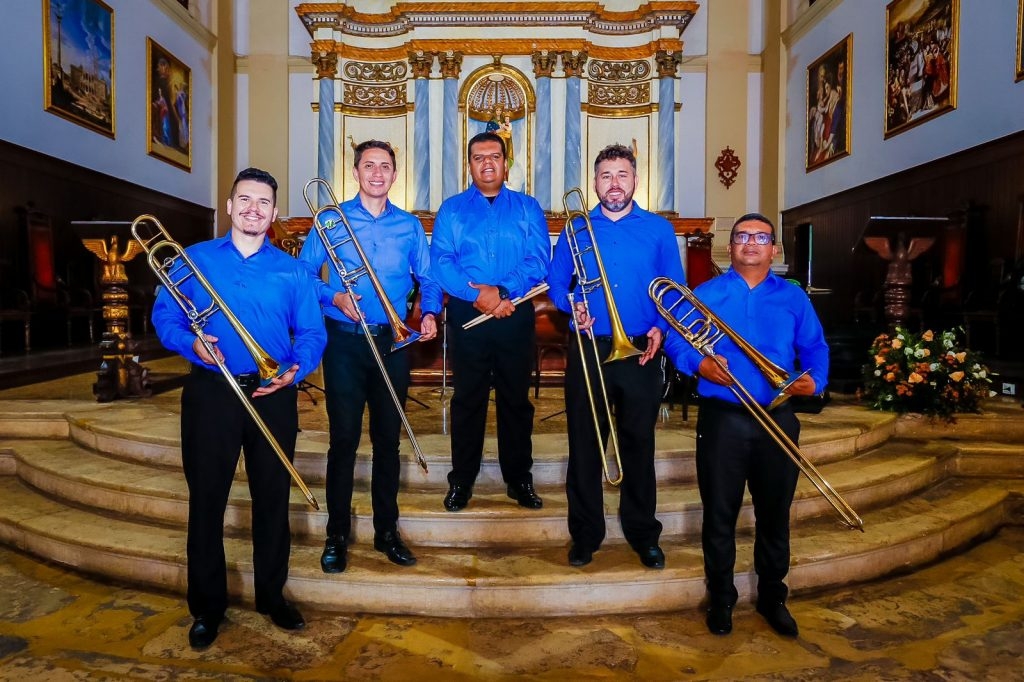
left=193, top=334, right=224, bottom=365
left=332, top=291, right=362, bottom=322
left=697, top=355, right=733, bottom=386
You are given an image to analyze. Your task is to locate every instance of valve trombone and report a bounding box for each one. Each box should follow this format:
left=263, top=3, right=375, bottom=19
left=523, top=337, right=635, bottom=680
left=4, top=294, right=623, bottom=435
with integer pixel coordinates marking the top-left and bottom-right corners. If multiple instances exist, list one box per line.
left=561, top=187, right=644, bottom=486
left=648, top=276, right=864, bottom=531
left=302, top=178, right=429, bottom=473
left=131, top=214, right=320, bottom=510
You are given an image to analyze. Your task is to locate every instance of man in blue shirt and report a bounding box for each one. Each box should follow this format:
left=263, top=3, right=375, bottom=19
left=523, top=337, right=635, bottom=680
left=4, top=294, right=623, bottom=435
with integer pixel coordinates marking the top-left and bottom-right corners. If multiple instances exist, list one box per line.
left=430, top=131, right=549, bottom=512
left=152, top=168, right=327, bottom=649
left=663, top=213, right=829, bottom=638
left=548, top=144, right=686, bottom=570
left=298, top=140, right=442, bottom=573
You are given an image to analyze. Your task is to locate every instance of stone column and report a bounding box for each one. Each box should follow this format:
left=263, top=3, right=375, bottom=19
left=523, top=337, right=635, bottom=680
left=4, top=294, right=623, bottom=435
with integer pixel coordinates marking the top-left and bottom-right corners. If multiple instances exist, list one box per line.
left=312, top=41, right=338, bottom=206
left=560, top=50, right=587, bottom=195
left=656, top=50, right=682, bottom=214
left=439, top=51, right=463, bottom=200
left=532, top=50, right=556, bottom=211
left=409, top=51, right=434, bottom=211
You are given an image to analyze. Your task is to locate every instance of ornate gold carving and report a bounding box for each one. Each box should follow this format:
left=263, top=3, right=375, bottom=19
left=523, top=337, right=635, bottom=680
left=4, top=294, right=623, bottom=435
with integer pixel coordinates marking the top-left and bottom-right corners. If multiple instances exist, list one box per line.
left=408, top=50, right=434, bottom=78
left=587, top=59, right=650, bottom=82
left=531, top=50, right=556, bottom=78
left=560, top=50, right=588, bottom=77
left=588, top=82, right=650, bottom=107
left=343, top=83, right=407, bottom=109
left=438, top=51, right=463, bottom=79
left=342, top=60, right=408, bottom=82
left=655, top=50, right=682, bottom=78
left=311, top=40, right=339, bottom=79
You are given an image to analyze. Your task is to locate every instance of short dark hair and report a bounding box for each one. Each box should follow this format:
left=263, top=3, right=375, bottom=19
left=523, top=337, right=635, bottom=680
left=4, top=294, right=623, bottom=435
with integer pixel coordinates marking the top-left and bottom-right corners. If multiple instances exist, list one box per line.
left=467, top=131, right=506, bottom=162
left=731, top=212, right=776, bottom=243
left=353, top=139, right=396, bottom=167
left=594, top=144, right=636, bottom=172
left=231, top=167, right=278, bottom=204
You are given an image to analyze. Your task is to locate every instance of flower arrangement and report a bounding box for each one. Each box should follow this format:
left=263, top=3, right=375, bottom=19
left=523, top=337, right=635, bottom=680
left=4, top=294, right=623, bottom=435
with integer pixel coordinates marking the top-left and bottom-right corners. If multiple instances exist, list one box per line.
left=859, top=326, right=993, bottom=421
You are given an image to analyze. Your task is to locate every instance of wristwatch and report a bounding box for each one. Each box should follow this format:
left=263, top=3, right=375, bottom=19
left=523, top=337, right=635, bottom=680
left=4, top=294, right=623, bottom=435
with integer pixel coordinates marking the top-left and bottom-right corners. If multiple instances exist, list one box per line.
left=497, top=285, right=510, bottom=300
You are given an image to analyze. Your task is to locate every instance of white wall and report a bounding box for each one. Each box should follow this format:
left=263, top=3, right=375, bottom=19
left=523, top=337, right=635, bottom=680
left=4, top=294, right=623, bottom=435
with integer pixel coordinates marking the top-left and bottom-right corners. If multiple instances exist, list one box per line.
left=785, top=0, right=1024, bottom=209
left=0, top=1, right=215, bottom=208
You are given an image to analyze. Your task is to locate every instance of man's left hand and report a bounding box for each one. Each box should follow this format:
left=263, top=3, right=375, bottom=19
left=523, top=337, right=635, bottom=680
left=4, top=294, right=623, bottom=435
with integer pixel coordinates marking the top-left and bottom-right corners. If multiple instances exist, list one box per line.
left=784, top=373, right=817, bottom=397
left=419, top=313, right=438, bottom=342
left=639, top=327, right=662, bottom=366
left=253, top=364, right=299, bottom=397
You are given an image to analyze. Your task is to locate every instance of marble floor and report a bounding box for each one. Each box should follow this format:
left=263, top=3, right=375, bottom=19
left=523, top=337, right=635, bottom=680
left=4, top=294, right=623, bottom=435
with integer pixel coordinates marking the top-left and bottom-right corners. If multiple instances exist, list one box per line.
left=0, top=527, right=1020, bottom=680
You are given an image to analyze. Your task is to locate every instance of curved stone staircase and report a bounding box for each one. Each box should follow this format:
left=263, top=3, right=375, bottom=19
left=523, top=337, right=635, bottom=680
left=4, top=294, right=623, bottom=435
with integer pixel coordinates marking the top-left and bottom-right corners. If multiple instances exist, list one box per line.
left=0, top=397, right=1021, bottom=617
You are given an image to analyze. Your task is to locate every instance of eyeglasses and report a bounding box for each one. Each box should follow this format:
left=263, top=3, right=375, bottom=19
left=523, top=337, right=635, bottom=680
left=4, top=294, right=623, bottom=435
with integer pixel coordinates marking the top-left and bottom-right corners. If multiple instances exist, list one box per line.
left=731, top=231, right=774, bottom=245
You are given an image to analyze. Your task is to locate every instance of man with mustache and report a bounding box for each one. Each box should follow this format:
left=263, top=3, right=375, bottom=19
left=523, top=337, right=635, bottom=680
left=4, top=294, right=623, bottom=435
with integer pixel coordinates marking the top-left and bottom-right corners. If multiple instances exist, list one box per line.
left=430, top=131, right=549, bottom=513
left=152, top=167, right=327, bottom=649
left=547, top=144, right=685, bottom=569
left=663, top=213, right=829, bottom=638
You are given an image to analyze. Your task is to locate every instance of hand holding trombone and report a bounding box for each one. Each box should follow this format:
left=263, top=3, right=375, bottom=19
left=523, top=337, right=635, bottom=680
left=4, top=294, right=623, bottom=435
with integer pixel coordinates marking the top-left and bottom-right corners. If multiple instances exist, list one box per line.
left=302, top=177, right=429, bottom=473
left=131, top=214, right=320, bottom=510
left=648, top=276, right=864, bottom=531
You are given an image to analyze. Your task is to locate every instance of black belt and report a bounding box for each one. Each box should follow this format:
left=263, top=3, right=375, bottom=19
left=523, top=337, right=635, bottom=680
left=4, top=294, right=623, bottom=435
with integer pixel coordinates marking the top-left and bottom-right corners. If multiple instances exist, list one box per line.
left=328, top=318, right=392, bottom=337
left=191, top=365, right=262, bottom=392
left=699, top=396, right=793, bottom=414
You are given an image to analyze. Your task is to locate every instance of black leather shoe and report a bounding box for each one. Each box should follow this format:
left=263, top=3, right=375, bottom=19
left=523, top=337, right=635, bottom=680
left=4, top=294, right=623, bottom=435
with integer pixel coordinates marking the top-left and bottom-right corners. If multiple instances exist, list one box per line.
left=444, top=483, right=472, bottom=512
left=637, top=545, right=665, bottom=569
left=706, top=604, right=733, bottom=635
left=567, top=543, right=593, bottom=567
left=188, top=614, right=222, bottom=649
left=320, top=535, right=347, bottom=573
left=258, top=601, right=305, bottom=631
left=374, top=530, right=417, bottom=567
left=757, top=601, right=799, bottom=637
left=506, top=481, right=543, bottom=509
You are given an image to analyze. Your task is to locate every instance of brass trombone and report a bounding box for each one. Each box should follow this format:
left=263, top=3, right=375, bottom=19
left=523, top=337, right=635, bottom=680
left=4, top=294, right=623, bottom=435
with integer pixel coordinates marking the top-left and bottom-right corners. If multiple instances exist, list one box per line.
left=302, top=178, right=428, bottom=473
left=561, top=188, right=644, bottom=486
left=648, top=276, right=864, bottom=531
left=131, top=214, right=320, bottom=510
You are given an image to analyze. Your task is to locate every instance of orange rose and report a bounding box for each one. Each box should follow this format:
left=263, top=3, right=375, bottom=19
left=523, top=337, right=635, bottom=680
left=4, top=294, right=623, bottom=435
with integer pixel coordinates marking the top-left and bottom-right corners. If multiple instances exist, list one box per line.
left=892, top=339, right=903, bottom=350
left=908, top=372, right=924, bottom=383
left=885, top=372, right=896, bottom=382
left=922, top=330, right=934, bottom=341
left=950, top=371, right=964, bottom=382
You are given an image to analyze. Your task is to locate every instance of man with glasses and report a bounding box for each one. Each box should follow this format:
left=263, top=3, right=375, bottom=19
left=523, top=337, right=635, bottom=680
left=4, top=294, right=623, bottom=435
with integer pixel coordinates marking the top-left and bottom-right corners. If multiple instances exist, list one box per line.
left=663, top=213, right=829, bottom=638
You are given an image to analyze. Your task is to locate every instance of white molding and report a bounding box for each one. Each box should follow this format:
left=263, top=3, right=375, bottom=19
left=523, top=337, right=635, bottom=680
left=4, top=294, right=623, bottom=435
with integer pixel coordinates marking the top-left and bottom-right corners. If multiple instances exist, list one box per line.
left=782, top=0, right=841, bottom=47
left=154, top=0, right=217, bottom=49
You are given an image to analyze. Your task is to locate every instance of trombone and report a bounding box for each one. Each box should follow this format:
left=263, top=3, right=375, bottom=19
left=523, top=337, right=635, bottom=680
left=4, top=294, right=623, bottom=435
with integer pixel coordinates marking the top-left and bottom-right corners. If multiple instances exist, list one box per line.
left=302, top=178, right=429, bottom=473
left=462, top=283, right=551, bottom=330
left=648, top=276, right=864, bottom=531
left=131, top=214, right=320, bottom=510
left=561, top=187, right=644, bottom=486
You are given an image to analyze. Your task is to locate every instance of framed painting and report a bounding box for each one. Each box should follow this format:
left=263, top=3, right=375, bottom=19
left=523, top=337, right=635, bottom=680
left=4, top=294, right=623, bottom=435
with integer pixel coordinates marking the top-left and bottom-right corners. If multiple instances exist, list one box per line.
left=42, top=0, right=115, bottom=137
left=1017, top=0, right=1023, bottom=82
left=806, top=34, right=852, bottom=171
left=147, top=38, right=191, bottom=171
left=884, top=0, right=959, bottom=138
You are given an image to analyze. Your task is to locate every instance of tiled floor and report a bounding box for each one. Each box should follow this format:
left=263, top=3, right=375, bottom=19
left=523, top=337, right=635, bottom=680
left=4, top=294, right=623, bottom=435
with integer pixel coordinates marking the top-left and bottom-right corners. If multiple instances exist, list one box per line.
left=0, top=527, right=1020, bottom=680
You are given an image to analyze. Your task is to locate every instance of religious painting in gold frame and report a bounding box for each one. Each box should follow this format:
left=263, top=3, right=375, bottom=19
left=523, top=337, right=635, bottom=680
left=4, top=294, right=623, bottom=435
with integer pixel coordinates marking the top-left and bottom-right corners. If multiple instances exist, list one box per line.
left=884, top=0, right=958, bottom=139
left=42, top=0, right=115, bottom=138
left=806, top=35, right=852, bottom=171
left=147, top=38, right=191, bottom=171
left=1016, top=0, right=1024, bottom=82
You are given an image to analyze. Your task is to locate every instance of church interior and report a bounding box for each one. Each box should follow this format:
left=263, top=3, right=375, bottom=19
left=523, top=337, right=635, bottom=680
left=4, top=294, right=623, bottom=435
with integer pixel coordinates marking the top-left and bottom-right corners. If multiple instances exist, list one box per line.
left=0, top=0, right=1023, bottom=678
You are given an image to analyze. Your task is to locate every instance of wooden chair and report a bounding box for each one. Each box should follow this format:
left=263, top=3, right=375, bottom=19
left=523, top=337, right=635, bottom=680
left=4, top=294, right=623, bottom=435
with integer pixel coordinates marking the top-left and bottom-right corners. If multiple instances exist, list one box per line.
left=532, top=294, right=570, bottom=398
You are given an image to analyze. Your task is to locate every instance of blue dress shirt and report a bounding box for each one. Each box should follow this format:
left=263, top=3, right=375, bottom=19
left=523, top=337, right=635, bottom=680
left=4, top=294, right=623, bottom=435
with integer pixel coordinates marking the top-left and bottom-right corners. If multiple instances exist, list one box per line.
left=429, top=184, right=549, bottom=302
left=548, top=203, right=686, bottom=336
left=662, top=268, right=830, bottom=406
left=297, top=196, right=443, bottom=325
left=152, top=235, right=327, bottom=384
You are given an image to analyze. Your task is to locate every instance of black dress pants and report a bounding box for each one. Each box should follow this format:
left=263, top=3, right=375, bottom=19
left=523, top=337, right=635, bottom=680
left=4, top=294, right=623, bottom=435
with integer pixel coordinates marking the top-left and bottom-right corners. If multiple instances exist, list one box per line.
left=695, top=398, right=800, bottom=607
left=181, top=368, right=298, bottom=619
left=564, top=335, right=664, bottom=551
left=321, top=321, right=409, bottom=539
left=444, top=297, right=535, bottom=488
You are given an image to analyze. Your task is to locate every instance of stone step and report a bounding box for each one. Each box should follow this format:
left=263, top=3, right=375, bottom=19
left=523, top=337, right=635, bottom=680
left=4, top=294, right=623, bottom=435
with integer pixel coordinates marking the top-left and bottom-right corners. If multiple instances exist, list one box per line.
left=0, top=475, right=1013, bottom=617
left=0, top=400, right=898, bottom=488
left=0, top=436, right=980, bottom=546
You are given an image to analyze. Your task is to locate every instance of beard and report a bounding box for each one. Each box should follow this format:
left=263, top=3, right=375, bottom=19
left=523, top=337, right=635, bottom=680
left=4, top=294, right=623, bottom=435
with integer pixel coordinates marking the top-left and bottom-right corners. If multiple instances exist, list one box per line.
left=598, top=191, right=632, bottom=214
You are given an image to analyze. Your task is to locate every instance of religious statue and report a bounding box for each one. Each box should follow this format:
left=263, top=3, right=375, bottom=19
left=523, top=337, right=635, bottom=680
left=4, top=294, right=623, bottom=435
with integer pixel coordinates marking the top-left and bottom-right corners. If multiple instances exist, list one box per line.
left=486, top=102, right=514, bottom=166
left=863, top=232, right=935, bottom=329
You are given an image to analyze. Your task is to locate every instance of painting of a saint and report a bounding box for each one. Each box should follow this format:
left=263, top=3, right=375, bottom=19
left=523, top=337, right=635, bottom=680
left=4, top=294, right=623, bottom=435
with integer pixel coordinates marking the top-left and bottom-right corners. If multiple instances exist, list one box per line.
left=806, top=35, right=851, bottom=171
